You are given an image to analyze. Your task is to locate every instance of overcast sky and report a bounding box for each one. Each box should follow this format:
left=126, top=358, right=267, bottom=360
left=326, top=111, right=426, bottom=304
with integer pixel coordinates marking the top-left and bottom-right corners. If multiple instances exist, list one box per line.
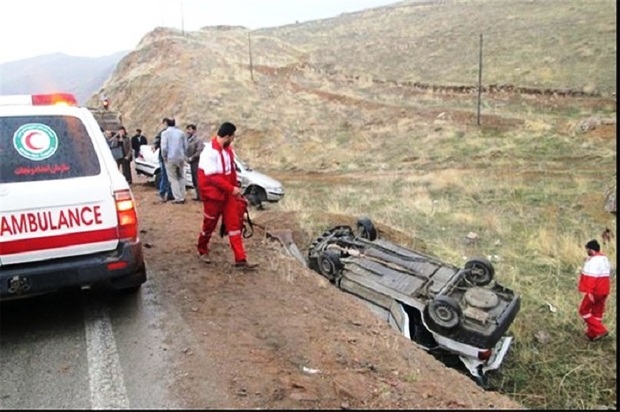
left=0, top=0, right=400, bottom=64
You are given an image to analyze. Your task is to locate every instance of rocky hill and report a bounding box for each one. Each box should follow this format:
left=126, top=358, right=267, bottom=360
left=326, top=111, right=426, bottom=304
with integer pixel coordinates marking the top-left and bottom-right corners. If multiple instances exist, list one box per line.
left=88, top=0, right=615, bottom=164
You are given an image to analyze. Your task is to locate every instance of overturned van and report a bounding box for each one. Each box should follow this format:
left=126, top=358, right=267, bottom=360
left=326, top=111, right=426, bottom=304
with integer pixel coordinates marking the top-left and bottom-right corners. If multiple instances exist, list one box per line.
left=307, top=218, right=520, bottom=385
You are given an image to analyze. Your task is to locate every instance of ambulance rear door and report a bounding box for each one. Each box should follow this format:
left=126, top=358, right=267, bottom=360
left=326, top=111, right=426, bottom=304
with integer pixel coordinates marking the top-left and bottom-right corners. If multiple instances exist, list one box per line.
left=0, top=106, right=121, bottom=266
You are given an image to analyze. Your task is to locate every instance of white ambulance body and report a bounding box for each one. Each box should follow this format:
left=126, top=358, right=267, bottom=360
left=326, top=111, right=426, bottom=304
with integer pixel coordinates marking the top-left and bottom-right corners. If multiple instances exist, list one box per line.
left=0, top=93, right=147, bottom=299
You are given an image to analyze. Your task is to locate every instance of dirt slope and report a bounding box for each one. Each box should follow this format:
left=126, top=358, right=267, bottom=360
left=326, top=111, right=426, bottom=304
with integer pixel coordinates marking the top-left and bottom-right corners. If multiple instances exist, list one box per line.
left=131, top=176, right=522, bottom=409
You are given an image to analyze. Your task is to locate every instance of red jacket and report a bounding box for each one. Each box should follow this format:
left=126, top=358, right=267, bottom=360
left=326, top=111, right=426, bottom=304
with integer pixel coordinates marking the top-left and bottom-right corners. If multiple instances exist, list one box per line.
left=578, top=252, right=611, bottom=295
left=196, top=137, right=238, bottom=201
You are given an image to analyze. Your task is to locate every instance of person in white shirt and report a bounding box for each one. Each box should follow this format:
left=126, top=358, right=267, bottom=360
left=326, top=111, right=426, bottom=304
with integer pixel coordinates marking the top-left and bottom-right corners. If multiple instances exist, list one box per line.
left=160, top=118, right=187, bottom=204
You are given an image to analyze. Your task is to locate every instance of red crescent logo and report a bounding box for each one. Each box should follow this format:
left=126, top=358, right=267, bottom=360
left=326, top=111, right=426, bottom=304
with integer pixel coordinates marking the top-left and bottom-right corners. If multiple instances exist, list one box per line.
left=24, top=131, right=43, bottom=150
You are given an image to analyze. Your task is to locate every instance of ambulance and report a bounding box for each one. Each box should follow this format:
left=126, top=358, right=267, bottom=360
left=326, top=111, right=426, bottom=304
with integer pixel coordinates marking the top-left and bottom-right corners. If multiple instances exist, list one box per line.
left=0, top=93, right=147, bottom=300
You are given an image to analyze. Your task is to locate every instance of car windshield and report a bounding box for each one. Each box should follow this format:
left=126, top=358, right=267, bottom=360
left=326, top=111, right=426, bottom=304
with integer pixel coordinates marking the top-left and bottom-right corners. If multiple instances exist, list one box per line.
left=0, top=115, right=100, bottom=184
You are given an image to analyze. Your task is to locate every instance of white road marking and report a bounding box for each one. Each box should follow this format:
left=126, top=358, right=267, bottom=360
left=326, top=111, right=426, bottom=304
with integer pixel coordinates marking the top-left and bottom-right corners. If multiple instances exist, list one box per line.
left=84, top=302, right=130, bottom=409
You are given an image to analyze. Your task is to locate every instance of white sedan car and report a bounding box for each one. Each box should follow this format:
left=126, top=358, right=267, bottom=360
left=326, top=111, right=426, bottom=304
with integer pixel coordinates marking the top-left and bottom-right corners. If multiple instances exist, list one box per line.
left=134, top=145, right=284, bottom=205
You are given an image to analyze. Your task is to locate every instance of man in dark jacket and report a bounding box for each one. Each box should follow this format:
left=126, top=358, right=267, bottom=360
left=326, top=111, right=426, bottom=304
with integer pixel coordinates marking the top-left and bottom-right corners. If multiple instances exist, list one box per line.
left=116, top=126, right=133, bottom=184
left=131, top=128, right=148, bottom=159
left=185, top=124, right=204, bottom=201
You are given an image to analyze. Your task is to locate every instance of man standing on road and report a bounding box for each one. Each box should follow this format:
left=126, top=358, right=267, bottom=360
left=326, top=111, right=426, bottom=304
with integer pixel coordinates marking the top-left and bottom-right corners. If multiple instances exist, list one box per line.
left=116, top=126, right=133, bottom=184
left=153, top=118, right=173, bottom=202
left=185, top=123, right=204, bottom=201
left=578, top=239, right=611, bottom=341
left=196, top=122, right=258, bottom=270
left=161, top=118, right=187, bottom=204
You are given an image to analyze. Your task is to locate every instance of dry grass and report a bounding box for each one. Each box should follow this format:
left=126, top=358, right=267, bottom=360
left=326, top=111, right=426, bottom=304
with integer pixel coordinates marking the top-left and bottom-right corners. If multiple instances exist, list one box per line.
left=273, top=95, right=617, bottom=408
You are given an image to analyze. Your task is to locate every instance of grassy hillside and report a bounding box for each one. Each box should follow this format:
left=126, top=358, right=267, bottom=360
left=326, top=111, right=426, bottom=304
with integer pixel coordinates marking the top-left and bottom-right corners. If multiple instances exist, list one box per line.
left=89, top=0, right=616, bottom=137
left=87, top=0, right=616, bottom=408
left=260, top=0, right=616, bottom=94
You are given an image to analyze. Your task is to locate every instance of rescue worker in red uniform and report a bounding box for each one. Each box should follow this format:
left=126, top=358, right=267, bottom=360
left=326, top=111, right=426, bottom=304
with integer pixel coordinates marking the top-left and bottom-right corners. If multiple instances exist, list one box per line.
left=578, top=239, right=611, bottom=341
left=195, top=122, right=258, bottom=270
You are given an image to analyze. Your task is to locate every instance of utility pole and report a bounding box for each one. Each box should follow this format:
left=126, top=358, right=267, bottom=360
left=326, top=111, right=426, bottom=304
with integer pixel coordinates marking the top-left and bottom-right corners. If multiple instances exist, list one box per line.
left=180, top=0, right=185, bottom=35
left=477, top=33, right=483, bottom=126
left=248, top=32, right=254, bottom=82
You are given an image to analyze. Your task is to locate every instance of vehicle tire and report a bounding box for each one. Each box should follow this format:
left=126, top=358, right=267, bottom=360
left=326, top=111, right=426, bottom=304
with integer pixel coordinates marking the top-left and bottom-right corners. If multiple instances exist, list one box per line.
left=356, top=217, right=377, bottom=241
left=244, top=185, right=267, bottom=206
left=113, top=267, right=146, bottom=294
left=463, top=257, right=494, bottom=286
left=118, top=284, right=142, bottom=294
left=425, top=295, right=462, bottom=330
left=154, top=171, right=161, bottom=189
left=318, top=250, right=343, bottom=282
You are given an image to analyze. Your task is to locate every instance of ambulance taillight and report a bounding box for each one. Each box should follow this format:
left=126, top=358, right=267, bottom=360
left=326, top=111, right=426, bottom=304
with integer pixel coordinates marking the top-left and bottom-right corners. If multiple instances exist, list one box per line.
left=114, top=189, right=138, bottom=241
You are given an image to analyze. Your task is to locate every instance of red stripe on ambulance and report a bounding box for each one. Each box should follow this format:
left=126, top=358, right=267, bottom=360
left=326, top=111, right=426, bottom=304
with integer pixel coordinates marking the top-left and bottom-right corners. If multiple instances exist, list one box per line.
left=0, top=227, right=118, bottom=255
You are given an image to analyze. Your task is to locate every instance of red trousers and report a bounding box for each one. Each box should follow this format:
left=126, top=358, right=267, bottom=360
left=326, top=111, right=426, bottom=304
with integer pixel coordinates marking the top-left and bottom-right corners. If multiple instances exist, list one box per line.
left=579, top=293, right=608, bottom=338
left=197, top=196, right=246, bottom=262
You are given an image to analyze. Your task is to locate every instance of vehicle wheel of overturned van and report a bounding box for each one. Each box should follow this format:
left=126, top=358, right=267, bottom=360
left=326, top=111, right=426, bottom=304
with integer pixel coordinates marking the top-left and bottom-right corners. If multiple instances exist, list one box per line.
left=318, top=250, right=343, bottom=282
left=426, top=295, right=462, bottom=330
left=463, top=257, right=494, bottom=286
left=356, top=217, right=377, bottom=241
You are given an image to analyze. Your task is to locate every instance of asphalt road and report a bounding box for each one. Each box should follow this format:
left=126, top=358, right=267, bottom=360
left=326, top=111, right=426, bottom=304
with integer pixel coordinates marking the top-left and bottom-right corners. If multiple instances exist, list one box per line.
left=0, top=275, right=186, bottom=409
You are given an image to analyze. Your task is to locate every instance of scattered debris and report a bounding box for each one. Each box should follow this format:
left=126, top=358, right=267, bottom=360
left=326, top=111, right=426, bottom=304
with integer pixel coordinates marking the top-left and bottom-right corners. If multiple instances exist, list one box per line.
left=545, top=302, right=557, bottom=313
left=534, top=330, right=552, bottom=345
left=302, top=366, right=320, bottom=375
left=466, top=231, right=479, bottom=244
